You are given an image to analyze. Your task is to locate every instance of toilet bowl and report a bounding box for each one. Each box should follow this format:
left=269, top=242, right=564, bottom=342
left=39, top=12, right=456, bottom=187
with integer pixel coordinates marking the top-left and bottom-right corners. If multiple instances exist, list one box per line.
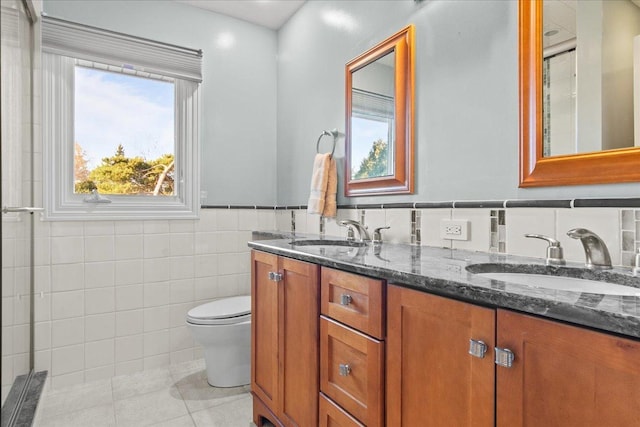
left=186, top=295, right=251, bottom=387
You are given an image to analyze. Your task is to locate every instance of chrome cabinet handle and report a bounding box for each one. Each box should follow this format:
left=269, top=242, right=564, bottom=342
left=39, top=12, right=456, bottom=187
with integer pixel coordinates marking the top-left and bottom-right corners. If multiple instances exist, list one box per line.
left=469, top=339, right=487, bottom=359
left=268, top=271, right=283, bottom=282
left=340, top=294, right=352, bottom=306
left=494, top=347, right=515, bottom=368
left=338, top=364, right=351, bottom=376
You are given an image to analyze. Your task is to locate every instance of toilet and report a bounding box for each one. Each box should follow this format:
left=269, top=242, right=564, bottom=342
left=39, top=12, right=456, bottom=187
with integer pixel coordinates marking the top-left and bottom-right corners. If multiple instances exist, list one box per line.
left=186, top=295, right=251, bottom=387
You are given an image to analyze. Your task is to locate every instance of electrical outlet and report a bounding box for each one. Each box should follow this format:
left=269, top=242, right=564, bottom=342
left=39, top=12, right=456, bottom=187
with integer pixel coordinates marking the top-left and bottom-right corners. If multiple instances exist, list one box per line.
left=445, top=264, right=462, bottom=274
left=440, top=219, right=469, bottom=240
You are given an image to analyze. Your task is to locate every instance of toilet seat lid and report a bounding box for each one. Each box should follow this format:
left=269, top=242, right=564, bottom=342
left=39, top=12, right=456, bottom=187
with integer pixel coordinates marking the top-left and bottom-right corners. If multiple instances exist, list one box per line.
left=187, top=296, right=251, bottom=323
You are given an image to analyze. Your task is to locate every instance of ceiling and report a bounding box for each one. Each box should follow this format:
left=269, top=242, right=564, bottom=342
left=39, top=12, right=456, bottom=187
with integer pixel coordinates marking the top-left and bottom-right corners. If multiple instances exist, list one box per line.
left=543, top=0, right=640, bottom=49
left=177, top=0, right=306, bottom=30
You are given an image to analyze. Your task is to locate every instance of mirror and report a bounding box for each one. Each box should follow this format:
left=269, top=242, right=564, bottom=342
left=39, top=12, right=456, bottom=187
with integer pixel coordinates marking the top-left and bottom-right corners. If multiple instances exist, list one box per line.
left=519, top=0, right=640, bottom=187
left=345, top=25, right=414, bottom=196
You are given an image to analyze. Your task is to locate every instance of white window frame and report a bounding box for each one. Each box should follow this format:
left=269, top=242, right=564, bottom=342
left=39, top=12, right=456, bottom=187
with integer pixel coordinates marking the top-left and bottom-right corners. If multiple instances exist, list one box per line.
left=41, top=16, right=201, bottom=220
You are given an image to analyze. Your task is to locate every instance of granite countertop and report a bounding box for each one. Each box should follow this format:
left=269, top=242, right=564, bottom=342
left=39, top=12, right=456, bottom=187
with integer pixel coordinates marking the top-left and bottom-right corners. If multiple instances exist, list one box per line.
left=249, top=232, right=640, bottom=339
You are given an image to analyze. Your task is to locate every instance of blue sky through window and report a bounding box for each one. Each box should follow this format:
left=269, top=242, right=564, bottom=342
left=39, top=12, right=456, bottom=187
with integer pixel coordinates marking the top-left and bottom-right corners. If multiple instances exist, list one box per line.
left=74, top=66, right=174, bottom=169
left=351, top=116, right=390, bottom=177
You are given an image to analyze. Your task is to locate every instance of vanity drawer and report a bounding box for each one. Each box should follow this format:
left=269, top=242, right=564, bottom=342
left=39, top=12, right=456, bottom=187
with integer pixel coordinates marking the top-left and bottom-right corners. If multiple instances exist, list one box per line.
left=321, top=267, right=385, bottom=339
left=320, top=316, right=384, bottom=427
left=319, top=393, right=365, bottom=427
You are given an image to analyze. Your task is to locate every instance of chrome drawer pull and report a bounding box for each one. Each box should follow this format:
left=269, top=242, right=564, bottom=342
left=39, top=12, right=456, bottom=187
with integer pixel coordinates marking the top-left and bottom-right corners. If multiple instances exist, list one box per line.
left=268, top=271, right=283, bottom=282
left=468, top=339, right=487, bottom=359
left=338, top=364, right=351, bottom=376
left=494, top=347, right=515, bottom=368
left=340, top=294, right=352, bottom=306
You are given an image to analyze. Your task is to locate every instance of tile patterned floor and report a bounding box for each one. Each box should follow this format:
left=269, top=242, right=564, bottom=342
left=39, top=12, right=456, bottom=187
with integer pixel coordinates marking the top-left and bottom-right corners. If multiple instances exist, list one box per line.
left=35, top=359, right=252, bottom=427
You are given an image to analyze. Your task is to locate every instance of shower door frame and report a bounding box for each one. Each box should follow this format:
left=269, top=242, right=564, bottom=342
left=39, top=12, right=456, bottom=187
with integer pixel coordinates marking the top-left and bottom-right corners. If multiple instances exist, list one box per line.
left=1, top=0, right=40, bottom=424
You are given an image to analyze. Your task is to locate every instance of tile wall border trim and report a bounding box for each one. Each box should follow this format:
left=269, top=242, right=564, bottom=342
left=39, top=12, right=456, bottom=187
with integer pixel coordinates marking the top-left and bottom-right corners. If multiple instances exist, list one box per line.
left=573, top=198, right=640, bottom=208
left=504, top=199, right=572, bottom=208
left=200, top=198, right=640, bottom=210
left=453, top=201, right=505, bottom=209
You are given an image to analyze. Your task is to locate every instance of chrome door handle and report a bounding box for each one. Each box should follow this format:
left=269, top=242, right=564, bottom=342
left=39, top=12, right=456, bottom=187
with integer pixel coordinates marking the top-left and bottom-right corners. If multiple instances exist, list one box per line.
left=268, top=271, right=283, bottom=282
left=339, top=294, right=352, bottom=306
left=338, top=364, right=351, bottom=376
left=469, top=339, right=487, bottom=359
left=494, top=347, right=515, bottom=368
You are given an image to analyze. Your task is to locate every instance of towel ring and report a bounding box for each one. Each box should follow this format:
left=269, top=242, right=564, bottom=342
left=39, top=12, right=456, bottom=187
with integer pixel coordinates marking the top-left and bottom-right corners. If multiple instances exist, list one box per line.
left=316, top=129, right=338, bottom=157
left=316, top=129, right=341, bottom=157
left=316, top=129, right=340, bottom=157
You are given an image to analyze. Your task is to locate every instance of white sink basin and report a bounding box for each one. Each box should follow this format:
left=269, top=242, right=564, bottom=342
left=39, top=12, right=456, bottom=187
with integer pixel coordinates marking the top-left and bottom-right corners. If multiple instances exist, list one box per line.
left=477, top=272, right=640, bottom=296
left=289, top=239, right=366, bottom=248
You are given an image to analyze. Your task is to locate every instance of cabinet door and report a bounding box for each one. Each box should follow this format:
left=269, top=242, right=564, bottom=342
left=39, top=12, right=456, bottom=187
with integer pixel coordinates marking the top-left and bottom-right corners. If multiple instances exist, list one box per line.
left=497, top=309, right=640, bottom=426
left=321, top=267, right=385, bottom=339
left=320, top=316, right=384, bottom=426
left=319, top=393, right=365, bottom=427
left=251, top=251, right=279, bottom=411
left=278, top=257, right=320, bottom=427
left=387, top=285, right=495, bottom=427
left=252, top=251, right=320, bottom=427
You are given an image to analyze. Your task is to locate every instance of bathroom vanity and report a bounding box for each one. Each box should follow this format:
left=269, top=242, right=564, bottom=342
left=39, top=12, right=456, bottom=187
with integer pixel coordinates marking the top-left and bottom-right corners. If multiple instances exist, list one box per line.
left=248, top=235, right=640, bottom=426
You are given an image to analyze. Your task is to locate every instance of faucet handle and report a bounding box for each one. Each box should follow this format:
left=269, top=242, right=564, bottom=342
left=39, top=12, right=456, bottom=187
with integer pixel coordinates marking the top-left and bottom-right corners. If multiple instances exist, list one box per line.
left=524, top=234, right=566, bottom=266
left=345, top=226, right=356, bottom=242
left=373, top=226, right=390, bottom=244
left=525, top=233, right=560, bottom=246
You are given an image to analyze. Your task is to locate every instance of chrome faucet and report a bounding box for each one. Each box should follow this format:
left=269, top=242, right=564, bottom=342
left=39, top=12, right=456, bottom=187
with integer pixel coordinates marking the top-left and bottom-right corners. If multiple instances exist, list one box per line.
left=524, top=234, right=565, bottom=266
left=338, top=219, right=371, bottom=242
left=566, top=228, right=612, bottom=269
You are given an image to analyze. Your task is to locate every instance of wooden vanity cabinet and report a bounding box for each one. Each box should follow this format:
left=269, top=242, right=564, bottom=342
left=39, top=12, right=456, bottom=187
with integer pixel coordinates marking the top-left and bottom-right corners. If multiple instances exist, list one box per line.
left=320, top=317, right=384, bottom=426
left=320, top=267, right=386, bottom=427
left=497, top=309, right=640, bottom=426
left=387, top=284, right=640, bottom=426
left=251, top=251, right=320, bottom=427
left=251, top=250, right=640, bottom=426
left=319, top=393, right=365, bottom=427
left=386, top=285, right=496, bottom=426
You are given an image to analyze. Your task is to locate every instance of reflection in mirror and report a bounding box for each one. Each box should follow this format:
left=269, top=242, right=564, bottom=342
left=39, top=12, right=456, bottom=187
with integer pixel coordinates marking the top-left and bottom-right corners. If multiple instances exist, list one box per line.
left=519, top=0, right=640, bottom=187
left=543, top=0, right=640, bottom=157
left=351, top=51, right=395, bottom=180
left=345, top=25, right=414, bottom=196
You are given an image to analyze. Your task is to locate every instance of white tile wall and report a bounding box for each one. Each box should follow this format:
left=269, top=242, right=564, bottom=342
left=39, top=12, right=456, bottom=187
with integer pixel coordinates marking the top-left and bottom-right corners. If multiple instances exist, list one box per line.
left=283, top=207, right=635, bottom=268
left=556, top=208, right=621, bottom=265
left=2, top=205, right=636, bottom=394
left=25, top=208, right=273, bottom=391
left=506, top=209, right=553, bottom=257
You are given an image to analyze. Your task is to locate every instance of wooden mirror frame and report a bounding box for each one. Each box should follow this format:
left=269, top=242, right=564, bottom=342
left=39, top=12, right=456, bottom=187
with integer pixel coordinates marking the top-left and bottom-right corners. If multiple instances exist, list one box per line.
left=519, top=0, right=640, bottom=187
left=345, top=25, right=415, bottom=197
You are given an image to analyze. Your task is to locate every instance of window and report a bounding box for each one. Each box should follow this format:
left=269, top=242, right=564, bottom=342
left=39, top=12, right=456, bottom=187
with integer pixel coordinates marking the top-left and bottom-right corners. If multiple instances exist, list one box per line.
left=74, top=63, right=175, bottom=196
left=42, top=16, right=202, bottom=220
left=350, top=89, right=395, bottom=179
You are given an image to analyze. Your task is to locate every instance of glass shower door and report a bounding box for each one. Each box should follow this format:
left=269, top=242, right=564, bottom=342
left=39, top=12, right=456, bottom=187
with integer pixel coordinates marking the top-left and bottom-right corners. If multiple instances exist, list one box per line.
left=1, top=0, right=37, bottom=419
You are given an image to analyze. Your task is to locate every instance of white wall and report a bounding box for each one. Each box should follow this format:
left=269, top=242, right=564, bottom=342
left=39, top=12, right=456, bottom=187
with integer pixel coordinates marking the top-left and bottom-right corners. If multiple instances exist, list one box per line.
left=45, top=0, right=640, bottom=206
left=32, top=209, right=274, bottom=389
left=276, top=0, right=640, bottom=206
left=43, top=0, right=278, bottom=206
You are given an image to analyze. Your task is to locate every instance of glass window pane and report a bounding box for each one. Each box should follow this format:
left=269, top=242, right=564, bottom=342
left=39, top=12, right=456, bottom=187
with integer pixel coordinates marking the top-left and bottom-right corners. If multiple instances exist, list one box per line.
left=351, top=116, right=394, bottom=180
left=74, top=65, right=175, bottom=196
